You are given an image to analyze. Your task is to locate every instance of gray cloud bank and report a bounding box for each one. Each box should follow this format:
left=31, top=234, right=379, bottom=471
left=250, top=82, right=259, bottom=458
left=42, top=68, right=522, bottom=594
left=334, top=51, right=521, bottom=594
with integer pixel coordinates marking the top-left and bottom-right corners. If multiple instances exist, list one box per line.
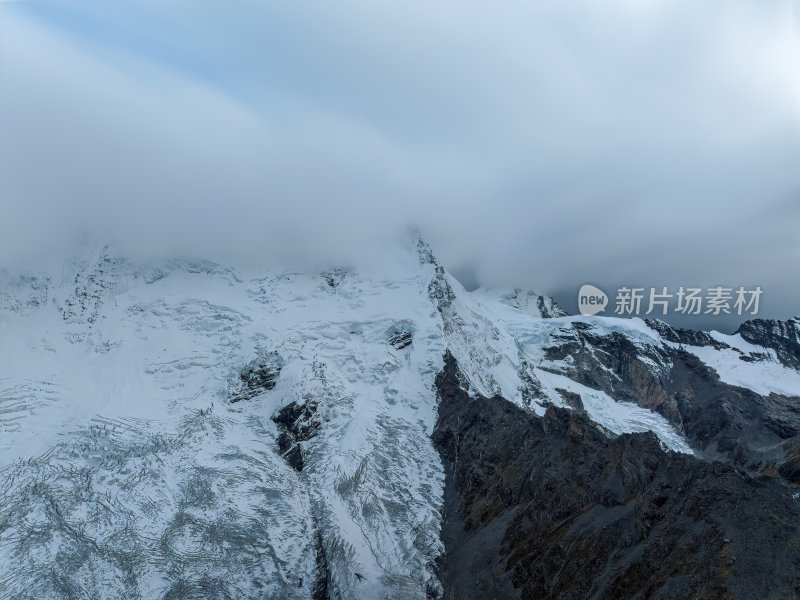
left=1, top=1, right=798, bottom=330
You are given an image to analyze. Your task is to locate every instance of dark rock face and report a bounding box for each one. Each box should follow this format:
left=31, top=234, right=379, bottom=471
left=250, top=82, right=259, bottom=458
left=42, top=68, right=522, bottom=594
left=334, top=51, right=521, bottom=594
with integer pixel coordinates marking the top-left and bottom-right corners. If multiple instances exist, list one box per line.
left=311, top=527, right=331, bottom=600
left=554, top=387, right=584, bottom=410
left=645, top=319, right=730, bottom=350
left=388, top=329, right=413, bottom=350
left=544, top=323, right=800, bottom=479
left=535, top=295, right=566, bottom=319
left=433, top=353, right=800, bottom=600
left=779, top=437, right=800, bottom=483
left=272, top=398, right=321, bottom=472
left=321, top=267, right=350, bottom=290
left=228, top=354, right=282, bottom=403
left=736, top=318, right=800, bottom=370
left=428, top=265, right=457, bottom=310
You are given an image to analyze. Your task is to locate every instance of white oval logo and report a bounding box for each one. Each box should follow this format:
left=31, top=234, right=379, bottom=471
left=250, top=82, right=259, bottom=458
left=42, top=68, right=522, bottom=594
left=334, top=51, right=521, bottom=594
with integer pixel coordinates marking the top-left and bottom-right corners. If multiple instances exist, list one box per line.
left=578, top=284, right=608, bottom=316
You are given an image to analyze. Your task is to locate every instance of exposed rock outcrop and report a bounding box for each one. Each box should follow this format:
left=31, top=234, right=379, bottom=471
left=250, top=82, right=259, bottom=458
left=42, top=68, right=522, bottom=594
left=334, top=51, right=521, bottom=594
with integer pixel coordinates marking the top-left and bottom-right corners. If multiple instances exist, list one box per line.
left=272, top=398, right=321, bottom=472
left=645, top=319, right=730, bottom=349
left=433, top=352, right=800, bottom=600
left=736, top=317, right=800, bottom=370
left=545, top=322, right=800, bottom=478
left=228, top=353, right=282, bottom=403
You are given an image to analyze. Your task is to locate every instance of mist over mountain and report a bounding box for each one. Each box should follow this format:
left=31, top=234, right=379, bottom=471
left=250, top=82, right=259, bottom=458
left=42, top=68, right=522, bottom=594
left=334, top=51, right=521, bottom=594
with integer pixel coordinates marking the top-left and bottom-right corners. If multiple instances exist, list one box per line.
left=1, top=1, right=798, bottom=329
left=1, top=2, right=799, bottom=598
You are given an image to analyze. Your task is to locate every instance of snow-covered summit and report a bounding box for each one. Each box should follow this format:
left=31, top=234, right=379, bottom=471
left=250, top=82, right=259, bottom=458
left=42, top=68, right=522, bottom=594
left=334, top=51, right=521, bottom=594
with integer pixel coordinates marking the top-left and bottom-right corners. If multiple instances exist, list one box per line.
left=1, top=237, right=797, bottom=599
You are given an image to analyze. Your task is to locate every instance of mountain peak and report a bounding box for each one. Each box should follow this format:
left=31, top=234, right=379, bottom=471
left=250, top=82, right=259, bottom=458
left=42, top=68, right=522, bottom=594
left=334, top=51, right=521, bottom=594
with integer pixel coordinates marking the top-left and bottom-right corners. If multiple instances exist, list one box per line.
left=2, top=242, right=799, bottom=599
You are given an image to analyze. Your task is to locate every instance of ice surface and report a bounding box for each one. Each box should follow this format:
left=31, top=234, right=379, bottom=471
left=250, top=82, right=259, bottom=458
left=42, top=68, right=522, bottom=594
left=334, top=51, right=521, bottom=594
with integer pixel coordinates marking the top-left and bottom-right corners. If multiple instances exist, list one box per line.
left=3, top=237, right=792, bottom=598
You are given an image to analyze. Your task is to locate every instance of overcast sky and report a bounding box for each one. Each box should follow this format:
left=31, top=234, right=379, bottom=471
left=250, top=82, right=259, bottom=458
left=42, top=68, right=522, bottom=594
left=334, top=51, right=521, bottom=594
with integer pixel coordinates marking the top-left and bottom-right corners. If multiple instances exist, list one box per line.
left=1, top=0, right=798, bottom=330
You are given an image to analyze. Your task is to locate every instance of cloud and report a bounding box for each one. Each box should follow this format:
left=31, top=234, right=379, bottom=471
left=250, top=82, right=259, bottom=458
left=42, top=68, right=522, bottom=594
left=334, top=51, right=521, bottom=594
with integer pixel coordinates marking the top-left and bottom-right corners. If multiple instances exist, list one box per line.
left=0, top=1, right=798, bottom=328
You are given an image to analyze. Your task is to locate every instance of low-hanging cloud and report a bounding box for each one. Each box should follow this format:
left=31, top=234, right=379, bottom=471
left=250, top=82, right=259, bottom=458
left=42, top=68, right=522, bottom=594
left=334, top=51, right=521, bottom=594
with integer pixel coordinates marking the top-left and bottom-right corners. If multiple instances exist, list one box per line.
left=1, top=0, right=798, bottom=329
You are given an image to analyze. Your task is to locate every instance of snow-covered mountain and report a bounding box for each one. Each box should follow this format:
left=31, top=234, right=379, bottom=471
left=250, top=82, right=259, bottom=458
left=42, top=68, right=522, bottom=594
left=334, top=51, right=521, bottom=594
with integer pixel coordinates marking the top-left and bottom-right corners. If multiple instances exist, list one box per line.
left=1, top=237, right=799, bottom=599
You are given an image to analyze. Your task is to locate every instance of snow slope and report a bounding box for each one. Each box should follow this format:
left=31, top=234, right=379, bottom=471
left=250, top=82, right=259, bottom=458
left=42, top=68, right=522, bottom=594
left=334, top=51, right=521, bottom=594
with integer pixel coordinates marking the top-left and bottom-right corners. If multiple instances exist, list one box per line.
left=2, top=237, right=791, bottom=599
left=673, top=331, right=800, bottom=398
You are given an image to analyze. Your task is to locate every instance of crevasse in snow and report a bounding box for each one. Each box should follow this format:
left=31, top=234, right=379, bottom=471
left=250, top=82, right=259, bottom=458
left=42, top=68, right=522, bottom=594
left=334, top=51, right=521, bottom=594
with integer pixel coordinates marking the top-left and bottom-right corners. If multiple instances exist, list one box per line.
left=3, top=237, right=790, bottom=598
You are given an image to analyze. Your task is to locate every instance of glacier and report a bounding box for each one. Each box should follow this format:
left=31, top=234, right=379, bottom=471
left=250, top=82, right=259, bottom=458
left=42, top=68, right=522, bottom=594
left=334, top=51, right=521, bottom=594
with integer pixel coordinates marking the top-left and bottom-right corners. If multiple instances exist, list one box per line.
left=1, top=237, right=796, bottom=599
